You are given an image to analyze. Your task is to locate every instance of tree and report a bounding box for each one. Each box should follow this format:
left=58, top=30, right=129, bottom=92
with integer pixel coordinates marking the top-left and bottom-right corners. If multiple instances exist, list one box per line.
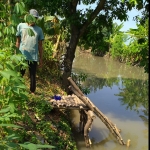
left=126, top=18, right=149, bottom=72
left=3, top=0, right=148, bottom=92
left=30, top=0, right=146, bottom=92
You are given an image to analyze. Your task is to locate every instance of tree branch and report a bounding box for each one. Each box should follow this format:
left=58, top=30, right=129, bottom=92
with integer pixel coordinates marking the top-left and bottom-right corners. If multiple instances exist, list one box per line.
left=79, top=0, right=106, bottom=37
left=72, top=0, right=79, bottom=8
left=69, top=0, right=79, bottom=13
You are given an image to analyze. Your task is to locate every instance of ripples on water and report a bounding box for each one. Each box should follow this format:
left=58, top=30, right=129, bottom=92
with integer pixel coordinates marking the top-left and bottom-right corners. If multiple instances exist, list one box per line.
left=71, top=52, right=148, bottom=150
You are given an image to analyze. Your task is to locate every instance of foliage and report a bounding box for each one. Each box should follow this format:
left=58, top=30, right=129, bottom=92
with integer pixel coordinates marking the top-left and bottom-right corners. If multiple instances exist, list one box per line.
left=106, top=23, right=128, bottom=59
left=0, top=49, right=57, bottom=149
left=71, top=72, right=90, bottom=95
left=126, top=18, right=149, bottom=72
left=19, top=142, right=55, bottom=150
left=78, top=18, right=111, bottom=56
left=109, top=32, right=128, bottom=61
left=36, top=110, right=77, bottom=150
left=108, top=18, right=149, bottom=73
left=0, top=1, right=76, bottom=150
left=0, top=0, right=149, bottom=148
left=23, top=0, right=149, bottom=93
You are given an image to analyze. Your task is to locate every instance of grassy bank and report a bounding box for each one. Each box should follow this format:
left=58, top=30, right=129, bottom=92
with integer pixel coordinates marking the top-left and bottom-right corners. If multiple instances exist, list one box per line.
left=18, top=69, right=78, bottom=150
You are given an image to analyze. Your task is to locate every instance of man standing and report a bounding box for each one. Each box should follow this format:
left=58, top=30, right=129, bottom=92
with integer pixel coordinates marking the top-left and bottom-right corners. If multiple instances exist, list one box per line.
left=16, top=9, right=44, bottom=94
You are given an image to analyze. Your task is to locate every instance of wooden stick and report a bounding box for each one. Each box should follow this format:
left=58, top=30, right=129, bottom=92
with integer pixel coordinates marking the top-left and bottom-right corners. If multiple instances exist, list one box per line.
left=68, top=77, right=126, bottom=145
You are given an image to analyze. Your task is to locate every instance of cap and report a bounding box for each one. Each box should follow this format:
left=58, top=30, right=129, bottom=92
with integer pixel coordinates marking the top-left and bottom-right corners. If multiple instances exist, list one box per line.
left=29, top=9, right=39, bottom=18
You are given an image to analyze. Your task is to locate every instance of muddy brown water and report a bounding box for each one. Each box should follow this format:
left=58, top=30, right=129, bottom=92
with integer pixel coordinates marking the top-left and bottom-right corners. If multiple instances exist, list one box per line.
left=71, top=52, right=148, bottom=150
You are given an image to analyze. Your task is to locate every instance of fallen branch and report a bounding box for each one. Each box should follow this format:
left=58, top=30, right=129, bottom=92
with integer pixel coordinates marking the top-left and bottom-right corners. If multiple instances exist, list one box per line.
left=68, top=77, right=126, bottom=145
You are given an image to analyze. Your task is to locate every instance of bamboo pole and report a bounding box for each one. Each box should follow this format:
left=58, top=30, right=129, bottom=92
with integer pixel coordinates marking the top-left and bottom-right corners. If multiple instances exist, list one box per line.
left=68, top=77, right=126, bottom=145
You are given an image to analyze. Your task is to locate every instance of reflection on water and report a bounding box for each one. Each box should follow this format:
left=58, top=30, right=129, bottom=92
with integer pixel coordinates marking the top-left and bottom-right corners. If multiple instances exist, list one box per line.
left=71, top=52, right=148, bottom=150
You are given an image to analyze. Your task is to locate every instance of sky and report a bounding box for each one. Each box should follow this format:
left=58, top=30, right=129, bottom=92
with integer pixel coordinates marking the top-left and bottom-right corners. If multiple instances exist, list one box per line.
left=77, top=3, right=142, bottom=32
left=113, top=9, right=142, bottom=31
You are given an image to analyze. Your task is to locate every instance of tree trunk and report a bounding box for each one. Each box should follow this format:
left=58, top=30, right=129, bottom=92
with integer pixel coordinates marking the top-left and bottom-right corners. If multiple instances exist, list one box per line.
left=62, top=0, right=106, bottom=93
left=62, top=27, right=80, bottom=93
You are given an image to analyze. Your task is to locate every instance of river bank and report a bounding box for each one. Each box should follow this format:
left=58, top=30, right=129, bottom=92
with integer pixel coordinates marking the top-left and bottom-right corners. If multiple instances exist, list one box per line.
left=22, top=71, right=78, bottom=150
left=72, top=51, right=148, bottom=150
left=22, top=50, right=148, bottom=150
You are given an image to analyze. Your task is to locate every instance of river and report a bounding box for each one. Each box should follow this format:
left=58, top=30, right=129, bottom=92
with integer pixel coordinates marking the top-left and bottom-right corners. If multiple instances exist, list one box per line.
left=71, top=51, right=148, bottom=150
